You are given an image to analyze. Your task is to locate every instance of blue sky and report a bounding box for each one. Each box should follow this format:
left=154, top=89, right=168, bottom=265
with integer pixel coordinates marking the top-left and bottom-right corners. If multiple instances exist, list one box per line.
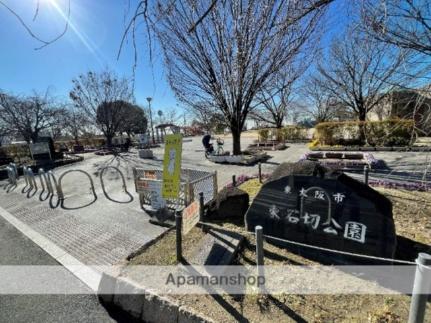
left=0, top=1, right=348, bottom=115
left=0, top=0, right=177, bottom=112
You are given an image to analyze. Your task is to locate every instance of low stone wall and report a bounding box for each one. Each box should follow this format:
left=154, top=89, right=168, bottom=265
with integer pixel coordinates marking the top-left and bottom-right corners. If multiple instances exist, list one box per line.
left=310, top=146, right=431, bottom=152
left=98, top=266, right=214, bottom=323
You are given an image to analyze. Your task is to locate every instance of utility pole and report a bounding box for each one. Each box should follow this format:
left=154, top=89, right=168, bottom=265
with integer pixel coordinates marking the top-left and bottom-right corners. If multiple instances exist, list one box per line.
left=147, top=97, right=155, bottom=144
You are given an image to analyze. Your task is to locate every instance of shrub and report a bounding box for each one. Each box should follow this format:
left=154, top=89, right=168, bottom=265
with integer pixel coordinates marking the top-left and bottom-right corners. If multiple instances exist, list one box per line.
left=275, top=128, right=285, bottom=142
left=0, top=144, right=31, bottom=163
left=314, top=119, right=415, bottom=147
left=258, top=129, right=270, bottom=142
left=259, top=126, right=308, bottom=142
left=283, top=126, right=308, bottom=141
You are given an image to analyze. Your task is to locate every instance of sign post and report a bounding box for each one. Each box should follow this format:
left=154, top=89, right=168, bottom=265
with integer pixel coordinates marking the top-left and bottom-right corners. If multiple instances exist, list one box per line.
left=162, top=134, right=183, bottom=263
left=176, top=211, right=183, bottom=262
left=162, top=134, right=183, bottom=199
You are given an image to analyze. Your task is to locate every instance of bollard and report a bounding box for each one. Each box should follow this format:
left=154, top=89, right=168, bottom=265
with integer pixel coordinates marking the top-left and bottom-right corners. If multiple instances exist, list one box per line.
left=364, top=165, right=370, bottom=186
left=255, top=225, right=264, bottom=292
left=232, top=175, right=236, bottom=187
left=199, top=192, right=204, bottom=222
left=408, top=253, right=431, bottom=323
left=255, top=226, right=264, bottom=267
left=258, top=162, right=262, bottom=183
left=176, top=211, right=183, bottom=263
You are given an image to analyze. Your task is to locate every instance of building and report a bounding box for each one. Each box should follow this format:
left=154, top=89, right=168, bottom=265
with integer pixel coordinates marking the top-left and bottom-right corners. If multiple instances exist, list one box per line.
left=369, top=87, right=431, bottom=136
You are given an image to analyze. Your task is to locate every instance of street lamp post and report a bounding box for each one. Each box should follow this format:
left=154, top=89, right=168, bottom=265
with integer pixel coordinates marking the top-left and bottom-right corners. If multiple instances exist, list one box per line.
left=146, top=97, right=155, bottom=144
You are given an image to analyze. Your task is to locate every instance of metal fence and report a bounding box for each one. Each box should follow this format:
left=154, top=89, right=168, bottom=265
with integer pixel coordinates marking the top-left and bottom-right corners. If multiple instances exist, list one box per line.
left=133, top=167, right=217, bottom=210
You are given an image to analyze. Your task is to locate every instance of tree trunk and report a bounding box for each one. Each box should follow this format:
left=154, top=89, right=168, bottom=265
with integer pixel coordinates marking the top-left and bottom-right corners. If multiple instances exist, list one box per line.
left=106, top=134, right=113, bottom=148
left=231, top=126, right=241, bottom=155
left=30, top=132, right=39, bottom=143
left=358, top=109, right=367, bottom=145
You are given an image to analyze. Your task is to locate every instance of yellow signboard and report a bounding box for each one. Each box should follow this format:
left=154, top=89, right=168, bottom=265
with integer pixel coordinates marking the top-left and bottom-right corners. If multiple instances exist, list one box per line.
left=162, top=134, right=183, bottom=199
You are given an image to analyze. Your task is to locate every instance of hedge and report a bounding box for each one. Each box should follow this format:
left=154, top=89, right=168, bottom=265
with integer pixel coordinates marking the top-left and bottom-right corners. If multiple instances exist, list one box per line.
left=258, top=126, right=308, bottom=142
left=0, top=144, right=32, bottom=164
left=283, top=126, right=309, bottom=141
left=0, top=137, right=106, bottom=164
left=55, top=137, right=106, bottom=150
left=314, top=119, right=415, bottom=147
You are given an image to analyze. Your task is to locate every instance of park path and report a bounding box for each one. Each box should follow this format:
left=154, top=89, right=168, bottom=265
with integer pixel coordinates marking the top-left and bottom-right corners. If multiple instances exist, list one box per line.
left=0, top=168, right=165, bottom=266
left=2, top=138, right=428, bottom=269
left=0, top=138, right=308, bottom=269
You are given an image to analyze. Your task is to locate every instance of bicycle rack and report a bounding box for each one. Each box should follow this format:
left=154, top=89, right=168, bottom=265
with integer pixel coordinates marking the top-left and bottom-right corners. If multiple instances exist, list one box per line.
left=46, top=170, right=59, bottom=195
left=23, top=167, right=38, bottom=191
left=300, top=186, right=332, bottom=226
left=57, top=169, right=97, bottom=201
left=99, top=166, right=133, bottom=203
left=9, top=163, right=18, bottom=181
left=22, top=166, right=29, bottom=188
left=38, top=168, right=46, bottom=192
left=6, top=167, right=16, bottom=186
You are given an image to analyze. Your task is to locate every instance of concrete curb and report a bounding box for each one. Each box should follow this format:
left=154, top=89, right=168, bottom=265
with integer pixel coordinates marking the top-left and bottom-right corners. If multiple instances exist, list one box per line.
left=98, top=268, right=214, bottom=323
left=0, top=204, right=101, bottom=291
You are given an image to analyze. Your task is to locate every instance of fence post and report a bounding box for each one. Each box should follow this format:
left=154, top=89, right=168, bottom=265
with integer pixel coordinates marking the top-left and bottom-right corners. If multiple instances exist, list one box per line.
left=258, top=162, right=262, bottom=183
left=176, top=211, right=183, bottom=263
left=232, top=175, right=236, bottom=187
left=199, top=192, right=209, bottom=233
left=364, top=165, right=370, bottom=186
left=408, top=253, right=431, bottom=323
left=255, top=225, right=264, bottom=292
left=199, top=192, right=204, bottom=222
left=213, top=171, right=218, bottom=197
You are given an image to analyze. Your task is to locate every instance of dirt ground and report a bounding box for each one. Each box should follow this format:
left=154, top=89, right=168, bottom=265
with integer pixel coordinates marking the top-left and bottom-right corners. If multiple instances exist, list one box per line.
left=127, top=185, right=431, bottom=322
left=128, top=227, right=206, bottom=266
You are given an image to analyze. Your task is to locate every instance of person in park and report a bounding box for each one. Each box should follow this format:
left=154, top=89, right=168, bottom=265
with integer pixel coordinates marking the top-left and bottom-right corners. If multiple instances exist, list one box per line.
left=202, top=133, right=214, bottom=154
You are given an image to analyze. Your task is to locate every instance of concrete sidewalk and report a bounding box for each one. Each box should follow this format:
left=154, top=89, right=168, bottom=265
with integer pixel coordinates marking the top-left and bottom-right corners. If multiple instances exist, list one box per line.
left=0, top=216, right=120, bottom=323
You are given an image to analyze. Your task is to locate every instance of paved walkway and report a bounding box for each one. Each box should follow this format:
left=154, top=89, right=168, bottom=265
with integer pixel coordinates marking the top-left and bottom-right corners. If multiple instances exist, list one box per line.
left=0, top=216, right=120, bottom=323
left=0, top=168, right=165, bottom=266
left=1, top=138, right=429, bottom=270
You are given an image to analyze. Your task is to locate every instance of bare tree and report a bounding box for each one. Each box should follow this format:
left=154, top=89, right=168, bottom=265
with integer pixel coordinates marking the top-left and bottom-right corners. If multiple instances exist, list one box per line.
left=251, top=64, right=306, bottom=128
left=302, top=77, right=347, bottom=123
left=363, top=0, right=431, bottom=56
left=0, top=91, right=64, bottom=143
left=316, top=30, right=408, bottom=123
left=95, top=100, right=130, bottom=146
left=0, top=0, right=70, bottom=49
left=62, top=107, right=91, bottom=144
left=156, top=108, right=181, bottom=125
left=149, top=0, right=331, bottom=154
left=69, top=70, right=134, bottom=146
left=0, top=119, right=9, bottom=146
left=190, top=102, right=228, bottom=133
